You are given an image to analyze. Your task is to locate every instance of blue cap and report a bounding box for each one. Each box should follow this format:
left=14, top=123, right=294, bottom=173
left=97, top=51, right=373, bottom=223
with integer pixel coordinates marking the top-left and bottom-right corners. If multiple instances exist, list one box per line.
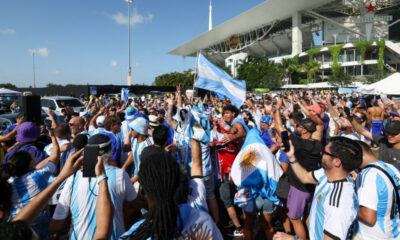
left=261, top=115, right=273, bottom=125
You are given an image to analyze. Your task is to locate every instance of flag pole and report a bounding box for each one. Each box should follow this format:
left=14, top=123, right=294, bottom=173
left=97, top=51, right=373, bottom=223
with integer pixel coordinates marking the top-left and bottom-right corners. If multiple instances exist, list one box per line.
left=192, top=51, right=200, bottom=102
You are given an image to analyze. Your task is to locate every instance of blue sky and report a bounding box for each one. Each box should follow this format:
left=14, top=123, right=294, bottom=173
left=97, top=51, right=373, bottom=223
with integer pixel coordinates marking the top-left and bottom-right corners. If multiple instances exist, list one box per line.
left=0, top=0, right=269, bottom=87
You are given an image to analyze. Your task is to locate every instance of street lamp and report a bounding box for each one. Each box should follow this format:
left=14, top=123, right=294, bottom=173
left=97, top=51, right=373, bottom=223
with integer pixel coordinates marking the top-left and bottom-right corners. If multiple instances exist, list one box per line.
left=32, top=51, right=36, bottom=88
left=125, top=0, right=135, bottom=86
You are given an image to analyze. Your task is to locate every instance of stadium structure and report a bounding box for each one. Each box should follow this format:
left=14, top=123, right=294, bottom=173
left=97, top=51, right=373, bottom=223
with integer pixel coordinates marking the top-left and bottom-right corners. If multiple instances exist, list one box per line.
left=169, top=0, right=400, bottom=83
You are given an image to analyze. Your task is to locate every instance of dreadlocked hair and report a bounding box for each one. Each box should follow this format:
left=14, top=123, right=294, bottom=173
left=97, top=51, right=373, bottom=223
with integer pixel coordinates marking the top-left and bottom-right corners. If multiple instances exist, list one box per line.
left=124, top=151, right=183, bottom=240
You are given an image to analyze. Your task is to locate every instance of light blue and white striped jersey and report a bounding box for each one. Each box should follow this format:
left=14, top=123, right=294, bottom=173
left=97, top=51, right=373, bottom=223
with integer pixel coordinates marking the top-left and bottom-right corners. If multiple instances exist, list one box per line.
left=88, top=126, right=105, bottom=136
left=44, top=139, right=72, bottom=205
left=355, top=161, right=400, bottom=239
left=119, top=120, right=132, bottom=166
left=308, top=168, right=358, bottom=240
left=119, top=204, right=223, bottom=240
left=173, top=108, right=211, bottom=176
left=9, top=162, right=56, bottom=217
left=53, top=164, right=137, bottom=240
left=131, top=136, right=153, bottom=177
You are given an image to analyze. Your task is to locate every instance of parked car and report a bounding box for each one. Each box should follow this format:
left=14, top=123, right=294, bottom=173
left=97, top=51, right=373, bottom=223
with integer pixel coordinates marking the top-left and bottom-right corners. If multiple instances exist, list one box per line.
left=0, top=111, right=66, bottom=134
left=41, top=96, right=85, bottom=115
left=0, top=95, right=19, bottom=114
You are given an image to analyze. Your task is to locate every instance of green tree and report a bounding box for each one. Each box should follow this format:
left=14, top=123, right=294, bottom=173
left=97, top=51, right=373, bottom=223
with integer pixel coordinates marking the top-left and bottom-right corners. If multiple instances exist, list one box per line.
left=154, top=69, right=194, bottom=87
left=237, top=55, right=283, bottom=89
left=47, top=83, right=63, bottom=88
left=327, top=63, right=353, bottom=86
left=280, top=56, right=302, bottom=84
left=0, top=83, right=17, bottom=89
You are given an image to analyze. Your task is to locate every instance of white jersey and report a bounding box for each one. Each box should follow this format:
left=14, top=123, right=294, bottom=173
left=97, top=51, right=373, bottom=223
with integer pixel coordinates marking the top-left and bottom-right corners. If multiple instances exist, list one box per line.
left=309, top=168, right=358, bottom=240
left=355, top=161, right=400, bottom=240
left=53, top=164, right=137, bottom=240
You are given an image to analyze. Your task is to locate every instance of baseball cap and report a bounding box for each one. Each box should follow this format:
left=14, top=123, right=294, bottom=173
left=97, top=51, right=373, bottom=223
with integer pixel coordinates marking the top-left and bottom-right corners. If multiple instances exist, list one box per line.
left=294, top=118, right=317, bottom=133
left=306, top=104, right=322, bottom=115
left=261, top=115, right=273, bottom=125
left=96, top=116, right=106, bottom=127
left=385, top=121, right=400, bottom=135
left=128, top=117, right=149, bottom=135
left=88, top=133, right=112, bottom=154
left=149, top=115, right=160, bottom=127
left=16, top=122, right=41, bottom=143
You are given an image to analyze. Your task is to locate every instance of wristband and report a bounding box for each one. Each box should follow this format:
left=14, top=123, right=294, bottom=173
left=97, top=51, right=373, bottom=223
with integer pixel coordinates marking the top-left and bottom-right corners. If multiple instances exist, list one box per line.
left=97, top=174, right=108, bottom=184
left=289, top=159, right=298, bottom=164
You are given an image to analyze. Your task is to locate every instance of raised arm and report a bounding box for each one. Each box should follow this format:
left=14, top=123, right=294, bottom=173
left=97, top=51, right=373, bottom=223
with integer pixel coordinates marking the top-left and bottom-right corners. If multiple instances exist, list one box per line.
left=166, top=98, right=178, bottom=131
left=350, top=116, right=373, bottom=140
left=94, top=156, right=113, bottom=240
left=190, top=138, right=203, bottom=177
left=284, top=140, right=317, bottom=185
left=36, top=129, right=60, bottom=169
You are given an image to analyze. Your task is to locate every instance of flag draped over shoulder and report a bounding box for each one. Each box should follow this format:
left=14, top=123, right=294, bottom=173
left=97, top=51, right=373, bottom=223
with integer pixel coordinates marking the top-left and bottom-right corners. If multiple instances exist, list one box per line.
left=231, top=129, right=283, bottom=207
left=195, top=53, right=246, bottom=108
left=121, top=88, right=129, bottom=103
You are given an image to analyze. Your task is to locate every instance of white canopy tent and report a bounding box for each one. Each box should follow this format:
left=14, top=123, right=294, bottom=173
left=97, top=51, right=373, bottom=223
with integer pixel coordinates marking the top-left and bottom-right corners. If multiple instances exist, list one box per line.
left=0, top=88, right=21, bottom=95
left=358, top=72, right=400, bottom=95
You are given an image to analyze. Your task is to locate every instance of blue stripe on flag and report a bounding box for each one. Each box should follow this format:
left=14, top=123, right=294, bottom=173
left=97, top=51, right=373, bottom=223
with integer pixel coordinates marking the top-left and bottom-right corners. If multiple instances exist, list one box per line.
left=195, top=53, right=246, bottom=108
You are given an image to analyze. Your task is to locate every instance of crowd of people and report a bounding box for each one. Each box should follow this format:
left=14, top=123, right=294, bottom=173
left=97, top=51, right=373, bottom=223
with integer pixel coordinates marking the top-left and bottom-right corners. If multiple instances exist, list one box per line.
left=1, top=86, right=400, bottom=240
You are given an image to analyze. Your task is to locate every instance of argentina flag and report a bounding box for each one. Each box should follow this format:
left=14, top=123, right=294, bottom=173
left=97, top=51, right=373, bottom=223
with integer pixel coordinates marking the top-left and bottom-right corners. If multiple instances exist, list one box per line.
left=231, top=129, right=283, bottom=207
left=121, top=88, right=129, bottom=103
left=195, top=53, right=246, bottom=108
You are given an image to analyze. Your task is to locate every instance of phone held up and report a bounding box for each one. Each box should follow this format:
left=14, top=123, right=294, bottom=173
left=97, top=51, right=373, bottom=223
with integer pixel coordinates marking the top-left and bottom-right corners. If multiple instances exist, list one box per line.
left=281, top=131, right=290, bottom=152
left=83, top=145, right=99, bottom=178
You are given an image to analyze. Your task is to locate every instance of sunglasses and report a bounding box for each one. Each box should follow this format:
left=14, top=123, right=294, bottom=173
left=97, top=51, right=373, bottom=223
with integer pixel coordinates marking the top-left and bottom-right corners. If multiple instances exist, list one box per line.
left=321, top=149, right=338, bottom=159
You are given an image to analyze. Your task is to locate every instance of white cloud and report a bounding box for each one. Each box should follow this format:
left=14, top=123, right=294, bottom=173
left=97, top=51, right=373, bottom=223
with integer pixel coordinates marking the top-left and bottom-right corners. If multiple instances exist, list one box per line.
left=111, top=9, right=154, bottom=27
left=132, top=62, right=140, bottom=68
left=52, top=71, right=60, bottom=75
left=28, top=48, right=50, bottom=57
left=0, top=29, right=16, bottom=35
left=110, top=60, right=118, bottom=67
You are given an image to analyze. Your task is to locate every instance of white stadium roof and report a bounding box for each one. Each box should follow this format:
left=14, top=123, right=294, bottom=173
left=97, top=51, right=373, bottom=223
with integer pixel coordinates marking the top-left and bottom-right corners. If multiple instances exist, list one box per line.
left=169, top=0, right=334, bottom=58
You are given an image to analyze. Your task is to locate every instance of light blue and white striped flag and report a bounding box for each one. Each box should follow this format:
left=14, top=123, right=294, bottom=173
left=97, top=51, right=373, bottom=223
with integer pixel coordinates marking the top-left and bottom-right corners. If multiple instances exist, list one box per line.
left=121, top=88, right=129, bottom=103
left=231, top=128, right=283, bottom=208
left=195, top=53, right=246, bottom=108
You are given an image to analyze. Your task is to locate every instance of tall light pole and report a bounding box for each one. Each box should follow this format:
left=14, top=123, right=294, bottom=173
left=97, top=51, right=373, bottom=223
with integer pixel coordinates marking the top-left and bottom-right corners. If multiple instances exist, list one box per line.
left=208, top=0, right=213, bottom=31
left=126, top=0, right=135, bottom=86
left=32, top=51, right=36, bottom=88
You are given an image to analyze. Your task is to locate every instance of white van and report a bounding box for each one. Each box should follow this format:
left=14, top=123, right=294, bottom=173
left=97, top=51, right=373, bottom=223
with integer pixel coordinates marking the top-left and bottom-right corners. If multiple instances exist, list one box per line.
left=41, top=96, right=85, bottom=115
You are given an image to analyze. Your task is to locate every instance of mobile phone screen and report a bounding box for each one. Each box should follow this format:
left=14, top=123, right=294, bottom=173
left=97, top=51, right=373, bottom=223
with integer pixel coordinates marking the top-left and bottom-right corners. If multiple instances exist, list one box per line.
left=281, top=131, right=290, bottom=152
left=83, top=145, right=99, bottom=178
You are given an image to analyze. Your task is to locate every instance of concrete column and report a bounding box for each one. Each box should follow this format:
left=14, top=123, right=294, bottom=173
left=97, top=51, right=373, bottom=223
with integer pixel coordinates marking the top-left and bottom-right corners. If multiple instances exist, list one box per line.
left=292, top=11, right=302, bottom=55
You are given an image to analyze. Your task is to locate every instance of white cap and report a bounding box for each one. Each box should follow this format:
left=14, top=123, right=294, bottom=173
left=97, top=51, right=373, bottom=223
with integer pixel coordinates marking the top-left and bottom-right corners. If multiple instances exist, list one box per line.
left=96, top=115, right=106, bottom=127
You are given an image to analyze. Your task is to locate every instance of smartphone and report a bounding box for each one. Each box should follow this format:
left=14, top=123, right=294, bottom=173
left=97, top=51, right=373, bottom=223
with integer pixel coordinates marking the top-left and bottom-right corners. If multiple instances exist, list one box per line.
left=83, top=145, right=99, bottom=178
left=44, top=119, right=52, bottom=129
left=281, top=131, right=290, bottom=152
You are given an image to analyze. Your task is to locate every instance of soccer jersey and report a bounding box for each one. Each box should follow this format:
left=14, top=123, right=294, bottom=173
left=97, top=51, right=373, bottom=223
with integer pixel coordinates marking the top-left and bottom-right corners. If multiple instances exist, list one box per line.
left=9, top=162, right=56, bottom=217
left=53, top=164, right=137, bottom=240
left=174, top=109, right=210, bottom=175
left=355, top=161, right=400, bottom=239
left=119, top=204, right=223, bottom=240
left=88, top=126, right=105, bottom=136
left=308, top=168, right=358, bottom=240
left=131, top=136, right=153, bottom=176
